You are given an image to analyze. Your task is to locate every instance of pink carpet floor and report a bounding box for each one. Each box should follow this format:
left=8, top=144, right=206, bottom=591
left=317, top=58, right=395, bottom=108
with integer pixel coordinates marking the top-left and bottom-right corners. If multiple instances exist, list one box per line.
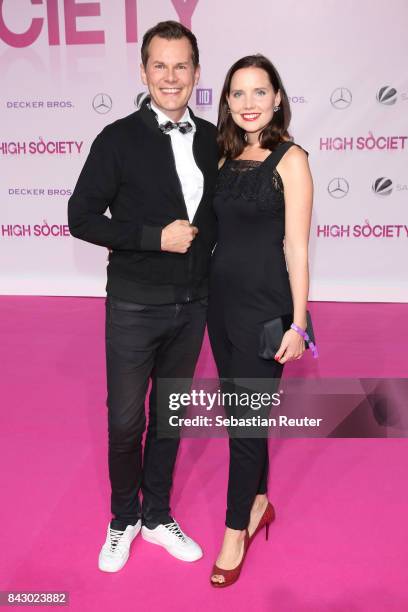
left=0, top=297, right=407, bottom=611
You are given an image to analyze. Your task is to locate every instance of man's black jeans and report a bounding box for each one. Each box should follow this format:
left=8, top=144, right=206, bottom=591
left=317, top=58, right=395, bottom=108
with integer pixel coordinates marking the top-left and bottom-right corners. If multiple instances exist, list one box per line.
left=105, top=295, right=207, bottom=529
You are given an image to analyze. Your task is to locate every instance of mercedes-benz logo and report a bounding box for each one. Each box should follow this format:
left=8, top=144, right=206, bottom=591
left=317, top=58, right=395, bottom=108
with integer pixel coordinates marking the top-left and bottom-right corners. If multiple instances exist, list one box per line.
left=330, top=87, right=352, bottom=109
left=92, top=93, right=113, bottom=114
left=328, top=178, right=349, bottom=198
left=372, top=177, right=393, bottom=196
left=376, top=86, right=397, bottom=106
left=134, top=91, right=149, bottom=109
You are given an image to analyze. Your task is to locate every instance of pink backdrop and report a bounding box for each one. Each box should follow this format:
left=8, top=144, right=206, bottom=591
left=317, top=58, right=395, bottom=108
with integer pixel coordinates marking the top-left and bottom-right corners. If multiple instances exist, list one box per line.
left=0, top=0, right=407, bottom=301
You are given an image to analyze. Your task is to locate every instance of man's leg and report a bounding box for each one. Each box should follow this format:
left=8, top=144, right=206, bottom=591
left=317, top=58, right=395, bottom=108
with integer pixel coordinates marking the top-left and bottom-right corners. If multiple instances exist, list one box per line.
left=142, top=299, right=207, bottom=528
left=106, top=296, right=167, bottom=528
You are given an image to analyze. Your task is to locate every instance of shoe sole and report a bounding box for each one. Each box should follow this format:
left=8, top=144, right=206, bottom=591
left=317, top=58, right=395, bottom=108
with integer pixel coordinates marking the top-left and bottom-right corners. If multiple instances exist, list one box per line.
left=98, top=555, right=129, bottom=573
left=210, top=579, right=239, bottom=588
left=98, top=525, right=141, bottom=572
left=141, top=530, right=203, bottom=562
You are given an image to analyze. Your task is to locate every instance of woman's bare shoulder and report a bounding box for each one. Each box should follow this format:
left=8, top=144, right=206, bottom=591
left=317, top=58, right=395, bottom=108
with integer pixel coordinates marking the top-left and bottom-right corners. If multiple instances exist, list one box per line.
left=285, top=142, right=308, bottom=158
left=279, top=143, right=309, bottom=170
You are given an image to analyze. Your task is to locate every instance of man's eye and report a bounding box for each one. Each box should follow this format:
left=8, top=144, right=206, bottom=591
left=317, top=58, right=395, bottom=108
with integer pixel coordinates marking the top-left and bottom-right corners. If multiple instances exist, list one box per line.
left=177, top=65, right=187, bottom=70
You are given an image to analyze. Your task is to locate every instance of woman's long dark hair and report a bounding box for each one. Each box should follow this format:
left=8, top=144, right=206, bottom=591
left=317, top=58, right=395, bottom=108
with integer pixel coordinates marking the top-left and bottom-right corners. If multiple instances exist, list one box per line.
left=217, top=54, right=291, bottom=159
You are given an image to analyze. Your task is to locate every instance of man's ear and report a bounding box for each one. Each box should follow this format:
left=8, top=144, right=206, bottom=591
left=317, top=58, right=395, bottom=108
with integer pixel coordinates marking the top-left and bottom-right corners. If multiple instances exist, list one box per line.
left=194, top=64, right=201, bottom=86
left=140, top=62, right=147, bottom=86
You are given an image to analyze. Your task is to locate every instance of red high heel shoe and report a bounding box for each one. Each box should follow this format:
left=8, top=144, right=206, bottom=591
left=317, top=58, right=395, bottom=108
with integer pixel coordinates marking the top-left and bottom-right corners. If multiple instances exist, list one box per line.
left=210, top=529, right=250, bottom=588
left=249, top=501, right=275, bottom=545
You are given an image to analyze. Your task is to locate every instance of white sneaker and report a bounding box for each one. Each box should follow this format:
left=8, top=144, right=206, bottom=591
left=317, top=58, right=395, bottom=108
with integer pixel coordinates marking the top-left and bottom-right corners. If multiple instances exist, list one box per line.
left=98, top=520, right=141, bottom=572
left=141, top=519, right=203, bottom=562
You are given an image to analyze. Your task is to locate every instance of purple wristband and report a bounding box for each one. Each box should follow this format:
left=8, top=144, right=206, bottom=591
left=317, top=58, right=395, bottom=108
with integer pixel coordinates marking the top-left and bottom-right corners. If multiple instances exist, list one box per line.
left=290, top=323, right=319, bottom=358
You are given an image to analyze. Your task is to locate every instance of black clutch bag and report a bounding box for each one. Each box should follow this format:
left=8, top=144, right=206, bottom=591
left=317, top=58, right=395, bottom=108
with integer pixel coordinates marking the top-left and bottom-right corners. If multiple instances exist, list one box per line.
left=259, top=310, right=316, bottom=360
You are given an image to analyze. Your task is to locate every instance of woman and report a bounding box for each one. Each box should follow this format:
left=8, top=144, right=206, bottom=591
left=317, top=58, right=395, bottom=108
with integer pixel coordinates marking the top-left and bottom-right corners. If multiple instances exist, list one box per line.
left=207, top=54, right=313, bottom=587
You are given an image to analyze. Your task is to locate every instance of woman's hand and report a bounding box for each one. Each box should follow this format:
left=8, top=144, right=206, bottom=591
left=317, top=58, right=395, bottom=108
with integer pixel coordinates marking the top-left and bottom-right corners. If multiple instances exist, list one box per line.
left=274, top=328, right=305, bottom=363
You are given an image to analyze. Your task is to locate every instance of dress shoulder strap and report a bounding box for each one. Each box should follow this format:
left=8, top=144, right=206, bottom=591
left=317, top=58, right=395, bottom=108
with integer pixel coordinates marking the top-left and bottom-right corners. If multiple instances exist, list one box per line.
left=265, top=141, right=308, bottom=168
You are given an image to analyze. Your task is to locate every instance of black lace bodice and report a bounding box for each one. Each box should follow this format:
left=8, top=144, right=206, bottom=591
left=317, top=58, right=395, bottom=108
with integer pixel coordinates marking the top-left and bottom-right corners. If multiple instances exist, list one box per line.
left=216, top=157, right=284, bottom=202
left=215, top=153, right=286, bottom=216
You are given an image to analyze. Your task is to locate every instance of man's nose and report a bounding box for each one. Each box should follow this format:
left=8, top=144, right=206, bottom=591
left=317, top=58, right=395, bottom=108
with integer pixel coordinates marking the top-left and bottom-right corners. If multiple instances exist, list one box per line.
left=164, top=68, right=178, bottom=82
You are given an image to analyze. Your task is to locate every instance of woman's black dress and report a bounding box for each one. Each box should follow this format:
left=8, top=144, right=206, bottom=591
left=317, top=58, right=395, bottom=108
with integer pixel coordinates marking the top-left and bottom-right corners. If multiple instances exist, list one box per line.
left=207, top=141, right=302, bottom=530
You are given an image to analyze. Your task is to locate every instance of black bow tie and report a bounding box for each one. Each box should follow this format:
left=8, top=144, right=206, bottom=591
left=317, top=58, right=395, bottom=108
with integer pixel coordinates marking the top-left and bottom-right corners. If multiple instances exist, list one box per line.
left=158, top=120, right=193, bottom=135
left=145, top=101, right=194, bottom=135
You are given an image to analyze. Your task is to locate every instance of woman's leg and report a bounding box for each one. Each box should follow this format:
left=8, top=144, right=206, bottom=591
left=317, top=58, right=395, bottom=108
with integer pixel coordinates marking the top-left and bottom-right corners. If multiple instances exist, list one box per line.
left=225, top=333, right=283, bottom=531
left=257, top=448, right=269, bottom=494
left=207, top=316, right=283, bottom=582
left=207, top=303, right=248, bottom=582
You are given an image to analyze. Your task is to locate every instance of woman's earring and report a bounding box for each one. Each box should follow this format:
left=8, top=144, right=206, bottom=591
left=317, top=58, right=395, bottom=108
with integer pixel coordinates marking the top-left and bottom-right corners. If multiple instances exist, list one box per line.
left=227, top=107, right=231, bottom=114
left=273, top=105, right=281, bottom=112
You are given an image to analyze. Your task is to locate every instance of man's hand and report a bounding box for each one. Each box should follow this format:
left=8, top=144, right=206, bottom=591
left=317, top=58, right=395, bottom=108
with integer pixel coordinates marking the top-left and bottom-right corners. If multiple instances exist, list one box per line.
left=161, top=220, right=198, bottom=253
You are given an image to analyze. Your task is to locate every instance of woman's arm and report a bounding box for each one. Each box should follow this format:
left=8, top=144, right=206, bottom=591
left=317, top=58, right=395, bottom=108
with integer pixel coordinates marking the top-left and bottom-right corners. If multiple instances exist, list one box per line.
left=274, top=145, right=313, bottom=362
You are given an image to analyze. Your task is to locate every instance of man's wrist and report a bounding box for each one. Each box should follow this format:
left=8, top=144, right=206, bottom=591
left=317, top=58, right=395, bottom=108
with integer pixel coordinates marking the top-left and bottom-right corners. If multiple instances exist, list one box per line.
left=140, top=225, right=163, bottom=251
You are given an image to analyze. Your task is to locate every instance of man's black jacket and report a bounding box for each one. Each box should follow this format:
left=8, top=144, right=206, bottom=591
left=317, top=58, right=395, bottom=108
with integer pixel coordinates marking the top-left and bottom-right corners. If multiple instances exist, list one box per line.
left=68, top=99, right=218, bottom=304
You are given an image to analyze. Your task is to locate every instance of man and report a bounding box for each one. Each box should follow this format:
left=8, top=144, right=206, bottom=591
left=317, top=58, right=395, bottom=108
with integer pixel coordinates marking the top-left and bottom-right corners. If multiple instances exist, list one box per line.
left=68, top=21, right=217, bottom=572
